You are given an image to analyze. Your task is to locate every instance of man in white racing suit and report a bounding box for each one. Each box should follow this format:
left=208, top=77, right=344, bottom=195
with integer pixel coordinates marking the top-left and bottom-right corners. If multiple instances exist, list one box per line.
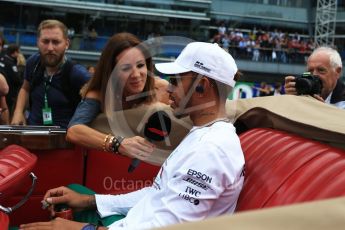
left=20, top=42, right=245, bottom=230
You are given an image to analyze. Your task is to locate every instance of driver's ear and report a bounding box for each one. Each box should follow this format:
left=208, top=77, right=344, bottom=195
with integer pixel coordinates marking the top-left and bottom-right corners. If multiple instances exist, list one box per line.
left=196, top=77, right=212, bottom=95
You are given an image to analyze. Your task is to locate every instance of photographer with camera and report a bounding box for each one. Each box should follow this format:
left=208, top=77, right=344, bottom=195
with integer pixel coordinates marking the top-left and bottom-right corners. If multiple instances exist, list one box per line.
left=284, top=47, right=345, bottom=109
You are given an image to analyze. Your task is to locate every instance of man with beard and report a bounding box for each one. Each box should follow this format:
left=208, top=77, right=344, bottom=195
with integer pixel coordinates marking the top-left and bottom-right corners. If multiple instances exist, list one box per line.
left=11, top=20, right=90, bottom=127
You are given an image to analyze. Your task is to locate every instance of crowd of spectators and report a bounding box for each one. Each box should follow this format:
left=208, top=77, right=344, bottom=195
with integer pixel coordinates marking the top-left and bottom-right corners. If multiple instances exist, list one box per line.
left=3, top=20, right=344, bottom=67
left=1, top=21, right=323, bottom=66
left=212, top=25, right=317, bottom=64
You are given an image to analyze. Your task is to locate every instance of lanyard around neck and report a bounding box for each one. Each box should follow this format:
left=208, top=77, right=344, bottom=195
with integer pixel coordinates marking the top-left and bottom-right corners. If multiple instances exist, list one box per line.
left=42, top=57, right=66, bottom=109
left=44, top=75, right=53, bottom=108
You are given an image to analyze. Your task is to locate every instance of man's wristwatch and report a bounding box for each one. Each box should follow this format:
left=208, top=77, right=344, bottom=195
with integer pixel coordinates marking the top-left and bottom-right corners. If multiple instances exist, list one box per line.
left=81, top=223, right=99, bottom=230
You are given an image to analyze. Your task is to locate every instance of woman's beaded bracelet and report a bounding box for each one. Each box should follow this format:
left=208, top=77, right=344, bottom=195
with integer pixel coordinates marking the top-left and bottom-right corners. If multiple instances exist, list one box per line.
left=102, top=134, right=111, bottom=152
left=107, top=135, right=115, bottom=152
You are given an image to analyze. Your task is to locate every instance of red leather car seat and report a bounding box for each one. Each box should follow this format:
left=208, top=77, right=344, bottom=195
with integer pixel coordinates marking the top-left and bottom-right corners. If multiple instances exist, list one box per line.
left=236, top=128, right=345, bottom=211
left=0, top=145, right=37, bottom=229
left=0, top=145, right=37, bottom=202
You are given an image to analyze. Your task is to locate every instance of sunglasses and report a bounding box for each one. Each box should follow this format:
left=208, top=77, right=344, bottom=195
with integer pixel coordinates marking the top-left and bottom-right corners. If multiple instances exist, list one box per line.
left=168, top=77, right=181, bottom=86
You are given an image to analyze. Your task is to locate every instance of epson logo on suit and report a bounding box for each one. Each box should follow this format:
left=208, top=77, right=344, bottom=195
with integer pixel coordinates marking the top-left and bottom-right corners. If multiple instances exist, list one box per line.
left=187, top=169, right=212, bottom=183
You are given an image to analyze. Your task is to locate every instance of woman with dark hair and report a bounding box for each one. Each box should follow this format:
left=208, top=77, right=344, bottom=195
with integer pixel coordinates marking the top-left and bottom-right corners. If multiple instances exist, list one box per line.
left=66, top=32, right=167, bottom=159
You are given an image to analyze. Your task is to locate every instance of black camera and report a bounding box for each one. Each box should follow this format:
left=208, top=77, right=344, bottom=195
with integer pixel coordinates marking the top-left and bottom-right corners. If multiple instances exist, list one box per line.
left=295, top=72, right=322, bottom=95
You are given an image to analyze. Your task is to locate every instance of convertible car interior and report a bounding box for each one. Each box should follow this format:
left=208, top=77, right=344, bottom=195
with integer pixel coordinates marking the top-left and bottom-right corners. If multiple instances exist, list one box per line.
left=1, top=95, right=345, bottom=229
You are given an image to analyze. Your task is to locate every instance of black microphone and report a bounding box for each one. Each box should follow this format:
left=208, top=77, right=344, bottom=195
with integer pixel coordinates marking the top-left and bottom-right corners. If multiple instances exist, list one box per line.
left=128, top=111, right=172, bottom=173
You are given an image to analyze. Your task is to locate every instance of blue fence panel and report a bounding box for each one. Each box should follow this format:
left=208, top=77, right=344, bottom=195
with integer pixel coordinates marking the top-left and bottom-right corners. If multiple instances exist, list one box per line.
left=20, top=34, right=37, bottom=46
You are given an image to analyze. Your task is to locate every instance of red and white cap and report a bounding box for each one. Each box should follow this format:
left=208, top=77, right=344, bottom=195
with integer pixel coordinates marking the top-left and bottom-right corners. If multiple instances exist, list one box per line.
left=155, top=42, right=238, bottom=87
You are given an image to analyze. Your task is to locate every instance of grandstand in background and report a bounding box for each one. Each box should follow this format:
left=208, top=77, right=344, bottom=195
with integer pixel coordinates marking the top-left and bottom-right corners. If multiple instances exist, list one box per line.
left=0, top=0, right=344, bottom=84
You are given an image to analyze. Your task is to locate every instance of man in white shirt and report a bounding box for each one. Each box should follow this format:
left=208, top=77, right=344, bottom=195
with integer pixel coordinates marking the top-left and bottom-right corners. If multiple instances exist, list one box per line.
left=20, top=42, right=245, bottom=230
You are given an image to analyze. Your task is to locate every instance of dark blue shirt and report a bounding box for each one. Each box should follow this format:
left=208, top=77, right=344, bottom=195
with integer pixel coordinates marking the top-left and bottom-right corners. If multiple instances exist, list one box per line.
left=25, top=53, right=91, bottom=128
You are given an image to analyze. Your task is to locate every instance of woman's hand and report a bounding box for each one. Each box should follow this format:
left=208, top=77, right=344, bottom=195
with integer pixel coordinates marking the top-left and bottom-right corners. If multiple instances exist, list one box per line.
left=10, top=112, right=26, bottom=125
left=119, top=136, right=155, bottom=159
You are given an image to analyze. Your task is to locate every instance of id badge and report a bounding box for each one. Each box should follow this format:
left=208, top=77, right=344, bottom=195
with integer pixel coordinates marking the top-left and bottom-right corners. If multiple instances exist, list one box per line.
left=42, top=107, right=53, bottom=125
